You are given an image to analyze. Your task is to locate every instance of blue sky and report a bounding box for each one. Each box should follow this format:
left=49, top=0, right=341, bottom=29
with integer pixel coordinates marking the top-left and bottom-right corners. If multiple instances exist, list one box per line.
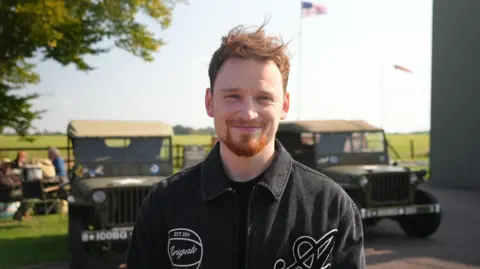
left=24, top=0, right=433, bottom=133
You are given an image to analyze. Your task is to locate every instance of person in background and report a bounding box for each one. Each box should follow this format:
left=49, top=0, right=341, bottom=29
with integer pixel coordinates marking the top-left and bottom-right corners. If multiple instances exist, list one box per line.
left=0, top=161, right=22, bottom=192
left=12, top=151, right=28, bottom=169
left=0, top=161, right=31, bottom=221
left=48, top=147, right=68, bottom=184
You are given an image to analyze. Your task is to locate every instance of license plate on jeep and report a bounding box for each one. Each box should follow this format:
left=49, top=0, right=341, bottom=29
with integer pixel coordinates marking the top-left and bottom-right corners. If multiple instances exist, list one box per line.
left=377, top=208, right=400, bottom=217
left=81, top=229, right=133, bottom=242
left=360, top=203, right=441, bottom=219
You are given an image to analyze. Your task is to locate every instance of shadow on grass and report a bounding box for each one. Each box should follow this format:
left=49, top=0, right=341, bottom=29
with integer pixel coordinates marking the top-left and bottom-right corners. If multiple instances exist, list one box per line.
left=0, top=235, right=68, bottom=269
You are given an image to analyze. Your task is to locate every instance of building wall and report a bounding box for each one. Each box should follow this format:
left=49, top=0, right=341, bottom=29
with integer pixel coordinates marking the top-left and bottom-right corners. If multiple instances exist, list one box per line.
left=430, top=0, right=480, bottom=188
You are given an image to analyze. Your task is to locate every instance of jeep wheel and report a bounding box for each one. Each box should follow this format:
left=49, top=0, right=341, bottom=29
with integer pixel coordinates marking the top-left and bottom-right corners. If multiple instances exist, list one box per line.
left=68, top=207, right=87, bottom=269
left=397, top=189, right=442, bottom=238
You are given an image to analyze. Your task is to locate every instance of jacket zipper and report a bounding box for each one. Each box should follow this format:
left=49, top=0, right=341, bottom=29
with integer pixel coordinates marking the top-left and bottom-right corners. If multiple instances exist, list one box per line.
left=245, top=185, right=257, bottom=269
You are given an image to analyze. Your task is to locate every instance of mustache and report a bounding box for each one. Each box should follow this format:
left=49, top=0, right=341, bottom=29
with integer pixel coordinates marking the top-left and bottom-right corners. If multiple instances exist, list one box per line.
left=226, top=118, right=267, bottom=127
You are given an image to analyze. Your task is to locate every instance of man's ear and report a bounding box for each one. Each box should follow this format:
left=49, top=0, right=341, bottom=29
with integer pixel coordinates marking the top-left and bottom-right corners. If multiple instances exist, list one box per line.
left=280, top=91, right=290, bottom=120
left=205, top=88, right=214, bottom=118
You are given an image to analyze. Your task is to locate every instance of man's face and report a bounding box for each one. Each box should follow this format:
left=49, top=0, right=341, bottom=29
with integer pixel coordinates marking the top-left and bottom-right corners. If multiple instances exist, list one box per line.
left=18, top=152, right=27, bottom=163
left=205, top=58, right=290, bottom=157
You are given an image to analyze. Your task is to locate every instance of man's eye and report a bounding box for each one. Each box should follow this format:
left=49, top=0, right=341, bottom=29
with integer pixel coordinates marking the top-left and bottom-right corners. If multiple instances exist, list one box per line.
left=259, top=96, right=273, bottom=101
left=225, top=94, right=240, bottom=99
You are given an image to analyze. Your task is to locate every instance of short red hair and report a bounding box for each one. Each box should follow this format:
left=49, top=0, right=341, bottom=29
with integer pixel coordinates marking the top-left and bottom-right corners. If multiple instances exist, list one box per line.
left=208, top=21, right=291, bottom=92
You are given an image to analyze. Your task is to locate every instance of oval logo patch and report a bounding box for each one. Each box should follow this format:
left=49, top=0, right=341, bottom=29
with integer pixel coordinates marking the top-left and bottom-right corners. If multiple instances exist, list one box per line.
left=167, top=228, right=203, bottom=268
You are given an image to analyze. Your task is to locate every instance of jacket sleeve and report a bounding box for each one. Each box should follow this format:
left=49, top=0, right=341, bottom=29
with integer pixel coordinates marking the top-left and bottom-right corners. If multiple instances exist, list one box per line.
left=125, top=189, right=170, bottom=269
left=331, top=202, right=366, bottom=268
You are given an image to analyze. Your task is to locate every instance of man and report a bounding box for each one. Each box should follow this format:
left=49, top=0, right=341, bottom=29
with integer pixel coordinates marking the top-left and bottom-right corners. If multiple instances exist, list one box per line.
left=0, top=161, right=31, bottom=220
left=0, top=161, right=22, bottom=196
left=47, top=147, right=68, bottom=184
left=126, top=23, right=366, bottom=269
left=12, top=151, right=27, bottom=169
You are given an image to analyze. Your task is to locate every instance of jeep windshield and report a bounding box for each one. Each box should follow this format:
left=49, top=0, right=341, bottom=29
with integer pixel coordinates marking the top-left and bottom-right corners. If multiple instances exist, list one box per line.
left=302, top=131, right=386, bottom=155
left=73, top=137, right=170, bottom=162
left=71, top=137, right=172, bottom=178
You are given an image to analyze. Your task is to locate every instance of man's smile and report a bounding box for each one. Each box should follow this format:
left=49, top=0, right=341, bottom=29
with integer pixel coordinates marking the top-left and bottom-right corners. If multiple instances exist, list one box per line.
left=230, top=125, right=262, bottom=133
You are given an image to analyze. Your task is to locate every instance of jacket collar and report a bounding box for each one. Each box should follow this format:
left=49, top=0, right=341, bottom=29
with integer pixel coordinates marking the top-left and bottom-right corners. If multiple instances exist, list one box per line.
left=201, top=139, right=293, bottom=201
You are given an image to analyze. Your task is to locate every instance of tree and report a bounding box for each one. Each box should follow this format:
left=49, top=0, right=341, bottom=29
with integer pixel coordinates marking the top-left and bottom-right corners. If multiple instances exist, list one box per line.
left=0, top=0, right=183, bottom=139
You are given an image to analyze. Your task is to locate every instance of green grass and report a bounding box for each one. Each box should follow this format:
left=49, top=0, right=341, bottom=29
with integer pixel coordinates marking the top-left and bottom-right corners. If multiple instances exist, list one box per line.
left=386, top=133, right=430, bottom=161
left=0, top=215, right=68, bottom=269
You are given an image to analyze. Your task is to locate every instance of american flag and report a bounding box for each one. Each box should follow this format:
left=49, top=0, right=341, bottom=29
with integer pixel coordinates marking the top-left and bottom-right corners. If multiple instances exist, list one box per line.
left=301, top=1, right=327, bottom=17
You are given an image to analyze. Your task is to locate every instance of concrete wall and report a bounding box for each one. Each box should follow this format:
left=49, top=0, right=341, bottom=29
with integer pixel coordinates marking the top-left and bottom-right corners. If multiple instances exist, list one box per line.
left=430, top=0, right=480, bottom=188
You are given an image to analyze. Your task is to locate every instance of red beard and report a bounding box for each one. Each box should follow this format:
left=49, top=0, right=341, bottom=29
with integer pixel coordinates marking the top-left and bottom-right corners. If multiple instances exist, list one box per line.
left=220, top=118, right=269, bottom=157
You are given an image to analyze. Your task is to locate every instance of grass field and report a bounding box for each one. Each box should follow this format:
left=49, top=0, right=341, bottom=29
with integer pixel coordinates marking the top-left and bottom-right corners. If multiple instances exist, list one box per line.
left=0, top=215, right=68, bottom=269
left=385, top=133, right=430, bottom=160
left=0, top=133, right=429, bottom=161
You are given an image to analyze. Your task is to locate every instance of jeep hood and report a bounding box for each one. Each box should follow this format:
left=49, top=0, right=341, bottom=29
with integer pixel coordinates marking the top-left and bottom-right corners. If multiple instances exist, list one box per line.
left=322, top=164, right=408, bottom=177
left=75, top=176, right=167, bottom=193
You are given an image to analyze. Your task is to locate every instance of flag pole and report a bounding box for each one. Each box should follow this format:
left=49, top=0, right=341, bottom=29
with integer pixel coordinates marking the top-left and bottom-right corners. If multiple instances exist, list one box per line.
left=297, top=1, right=303, bottom=120
left=379, top=62, right=386, bottom=128
left=379, top=63, right=413, bottom=128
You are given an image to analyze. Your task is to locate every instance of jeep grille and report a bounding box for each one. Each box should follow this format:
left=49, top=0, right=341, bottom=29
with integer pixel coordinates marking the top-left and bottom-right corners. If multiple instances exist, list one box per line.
left=367, top=173, right=412, bottom=207
left=105, top=187, right=151, bottom=227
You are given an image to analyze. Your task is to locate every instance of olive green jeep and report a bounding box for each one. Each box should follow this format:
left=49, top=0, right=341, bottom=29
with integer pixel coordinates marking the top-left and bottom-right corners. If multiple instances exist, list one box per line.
left=65, top=120, right=174, bottom=269
left=276, top=120, right=441, bottom=238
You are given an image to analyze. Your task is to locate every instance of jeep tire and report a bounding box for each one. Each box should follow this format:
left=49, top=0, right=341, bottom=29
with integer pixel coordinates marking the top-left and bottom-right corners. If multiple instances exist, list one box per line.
left=68, top=206, right=87, bottom=269
left=397, top=189, right=442, bottom=238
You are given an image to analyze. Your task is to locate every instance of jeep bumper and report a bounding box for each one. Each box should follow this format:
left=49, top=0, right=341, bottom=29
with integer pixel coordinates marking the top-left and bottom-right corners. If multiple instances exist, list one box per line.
left=81, top=227, right=134, bottom=243
left=359, top=203, right=441, bottom=219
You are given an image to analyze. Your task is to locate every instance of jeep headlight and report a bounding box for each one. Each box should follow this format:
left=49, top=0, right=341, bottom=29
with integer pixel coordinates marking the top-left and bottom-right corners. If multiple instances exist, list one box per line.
left=359, top=176, right=369, bottom=187
left=92, top=190, right=106, bottom=204
left=409, top=173, right=419, bottom=184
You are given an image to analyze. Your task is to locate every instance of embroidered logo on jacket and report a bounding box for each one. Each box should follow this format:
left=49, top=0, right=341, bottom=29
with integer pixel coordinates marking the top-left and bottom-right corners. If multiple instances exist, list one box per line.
left=167, top=228, right=203, bottom=269
left=274, top=229, right=338, bottom=269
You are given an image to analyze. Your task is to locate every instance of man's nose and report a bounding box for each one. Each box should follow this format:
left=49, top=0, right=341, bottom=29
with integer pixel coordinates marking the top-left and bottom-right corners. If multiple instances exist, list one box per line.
left=237, top=98, right=259, bottom=121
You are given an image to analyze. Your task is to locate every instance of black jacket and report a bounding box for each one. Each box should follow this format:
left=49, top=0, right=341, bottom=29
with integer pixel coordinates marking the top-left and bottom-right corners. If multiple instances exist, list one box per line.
left=126, top=139, right=366, bottom=269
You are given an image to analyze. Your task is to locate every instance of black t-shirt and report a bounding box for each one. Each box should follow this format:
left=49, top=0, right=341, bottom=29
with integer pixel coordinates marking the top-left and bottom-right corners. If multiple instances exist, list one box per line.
left=230, top=175, right=262, bottom=269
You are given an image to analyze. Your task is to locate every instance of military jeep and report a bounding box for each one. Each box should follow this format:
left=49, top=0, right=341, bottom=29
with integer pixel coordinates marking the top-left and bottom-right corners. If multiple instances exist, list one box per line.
left=65, top=120, right=174, bottom=269
left=276, top=120, right=441, bottom=238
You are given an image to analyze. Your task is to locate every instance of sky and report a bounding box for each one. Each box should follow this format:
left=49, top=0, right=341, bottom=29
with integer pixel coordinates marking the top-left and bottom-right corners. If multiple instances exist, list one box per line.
left=23, top=0, right=433, bottom=133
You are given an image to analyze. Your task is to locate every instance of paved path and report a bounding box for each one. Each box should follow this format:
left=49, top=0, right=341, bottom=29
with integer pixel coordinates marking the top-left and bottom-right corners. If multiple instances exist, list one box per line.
left=365, top=188, right=480, bottom=269
left=26, top=188, right=480, bottom=269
